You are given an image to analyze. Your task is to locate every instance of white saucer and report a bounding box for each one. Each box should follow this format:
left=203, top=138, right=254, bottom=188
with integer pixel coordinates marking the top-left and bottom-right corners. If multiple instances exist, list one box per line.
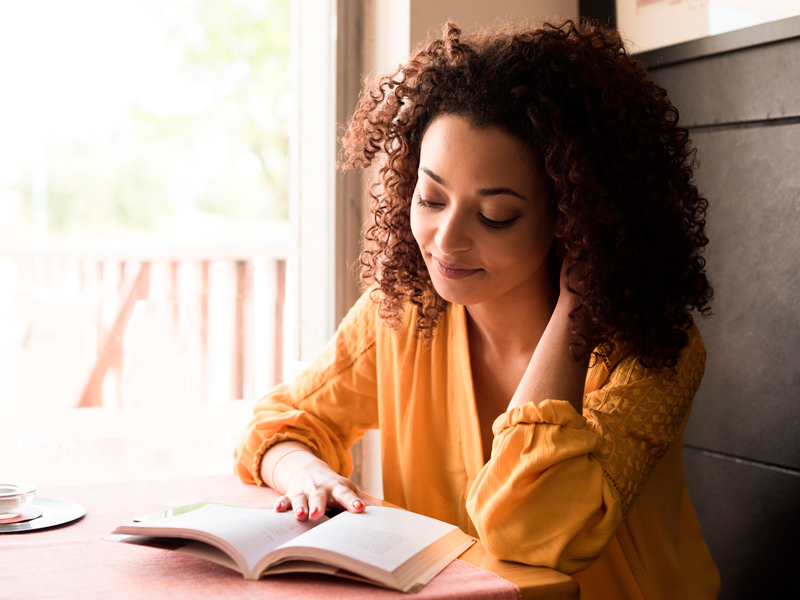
left=0, top=505, right=44, bottom=524
left=0, top=497, right=85, bottom=533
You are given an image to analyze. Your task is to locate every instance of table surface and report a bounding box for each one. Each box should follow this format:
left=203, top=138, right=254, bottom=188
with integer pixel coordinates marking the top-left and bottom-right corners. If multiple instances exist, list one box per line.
left=457, top=542, right=578, bottom=600
left=2, top=474, right=578, bottom=600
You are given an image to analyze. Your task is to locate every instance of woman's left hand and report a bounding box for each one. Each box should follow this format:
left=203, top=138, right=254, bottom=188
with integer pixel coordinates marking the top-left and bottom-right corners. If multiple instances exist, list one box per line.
left=558, top=256, right=586, bottom=303
left=558, top=257, right=595, bottom=354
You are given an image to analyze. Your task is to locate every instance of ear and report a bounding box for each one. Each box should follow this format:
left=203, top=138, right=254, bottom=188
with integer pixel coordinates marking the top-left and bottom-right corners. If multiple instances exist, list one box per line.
left=549, top=200, right=566, bottom=238
left=553, top=216, right=566, bottom=239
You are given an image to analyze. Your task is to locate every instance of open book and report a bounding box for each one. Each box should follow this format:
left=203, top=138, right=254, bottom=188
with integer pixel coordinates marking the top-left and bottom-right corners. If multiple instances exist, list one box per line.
left=106, top=503, right=475, bottom=592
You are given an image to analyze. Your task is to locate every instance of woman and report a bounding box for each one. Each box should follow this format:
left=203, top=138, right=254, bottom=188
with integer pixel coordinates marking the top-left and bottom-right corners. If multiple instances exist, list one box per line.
left=235, top=20, right=720, bottom=598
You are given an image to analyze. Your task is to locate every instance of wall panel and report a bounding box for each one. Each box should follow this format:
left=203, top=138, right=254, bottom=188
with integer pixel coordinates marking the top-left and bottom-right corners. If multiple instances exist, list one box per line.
left=686, top=125, right=800, bottom=469
left=684, top=448, right=800, bottom=598
left=642, top=18, right=800, bottom=599
left=652, top=37, right=800, bottom=127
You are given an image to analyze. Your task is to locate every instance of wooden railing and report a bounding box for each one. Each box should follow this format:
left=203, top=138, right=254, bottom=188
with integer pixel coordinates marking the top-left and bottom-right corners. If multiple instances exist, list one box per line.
left=0, top=239, right=289, bottom=409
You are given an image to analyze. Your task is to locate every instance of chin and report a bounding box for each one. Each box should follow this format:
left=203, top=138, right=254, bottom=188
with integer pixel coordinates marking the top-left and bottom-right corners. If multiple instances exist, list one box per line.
left=429, top=277, right=487, bottom=306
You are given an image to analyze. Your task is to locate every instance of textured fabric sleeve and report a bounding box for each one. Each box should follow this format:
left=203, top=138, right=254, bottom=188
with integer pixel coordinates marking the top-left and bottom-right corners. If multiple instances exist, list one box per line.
left=466, top=327, right=706, bottom=574
left=233, top=291, right=380, bottom=486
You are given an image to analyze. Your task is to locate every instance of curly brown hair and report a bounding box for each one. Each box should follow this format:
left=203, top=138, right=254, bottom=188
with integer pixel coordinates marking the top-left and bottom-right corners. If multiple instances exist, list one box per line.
left=341, top=19, right=712, bottom=369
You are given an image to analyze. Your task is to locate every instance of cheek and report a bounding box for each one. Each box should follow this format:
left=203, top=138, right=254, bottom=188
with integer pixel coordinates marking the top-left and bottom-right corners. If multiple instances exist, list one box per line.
left=496, top=223, right=553, bottom=269
left=523, top=225, right=552, bottom=258
left=409, top=204, right=428, bottom=248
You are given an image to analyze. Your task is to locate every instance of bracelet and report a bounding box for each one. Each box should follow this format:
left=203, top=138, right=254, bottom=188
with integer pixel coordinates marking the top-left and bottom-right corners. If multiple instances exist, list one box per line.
left=268, top=448, right=308, bottom=491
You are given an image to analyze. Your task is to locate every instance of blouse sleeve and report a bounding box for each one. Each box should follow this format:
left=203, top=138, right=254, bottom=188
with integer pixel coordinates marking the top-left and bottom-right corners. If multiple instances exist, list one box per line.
left=234, top=291, right=380, bottom=486
left=465, top=327, right=706, bottom=574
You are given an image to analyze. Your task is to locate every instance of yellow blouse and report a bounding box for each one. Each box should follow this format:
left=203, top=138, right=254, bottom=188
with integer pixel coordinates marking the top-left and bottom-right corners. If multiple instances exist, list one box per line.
left=234, top=291, right=720, bottom=599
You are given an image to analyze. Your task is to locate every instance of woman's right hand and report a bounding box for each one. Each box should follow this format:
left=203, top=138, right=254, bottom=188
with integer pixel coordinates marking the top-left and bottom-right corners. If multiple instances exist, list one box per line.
left=261, top=441, right=367, bottom=522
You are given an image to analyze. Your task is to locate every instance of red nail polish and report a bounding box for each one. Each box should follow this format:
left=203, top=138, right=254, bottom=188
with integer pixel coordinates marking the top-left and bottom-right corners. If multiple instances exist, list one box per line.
left=310, top=507, right=319, bottom=517
left=296, top=507, right=305, bottom=516
left=353, top=500, right=363, bottom=510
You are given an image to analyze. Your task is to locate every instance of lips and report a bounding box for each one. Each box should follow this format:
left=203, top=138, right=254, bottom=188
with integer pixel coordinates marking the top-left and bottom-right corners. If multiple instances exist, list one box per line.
left=432, top=257, right=482, bottom=280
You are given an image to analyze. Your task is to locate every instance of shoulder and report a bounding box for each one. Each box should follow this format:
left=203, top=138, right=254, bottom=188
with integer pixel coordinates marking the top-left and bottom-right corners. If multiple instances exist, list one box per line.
left=583, top=321, right=706, bottom=433
left=340, top=288, right=381, bottom=332
left=286, top=290, right=380, bottom=400
left=585, top=321, right=705, bottom=512
left=367, top=289, right=456, bottom=344
left=335, top=288, right=427, bottom=352
left=589, top=321, right=705, bottom=393
left=310, top=289, right=380, bottom=371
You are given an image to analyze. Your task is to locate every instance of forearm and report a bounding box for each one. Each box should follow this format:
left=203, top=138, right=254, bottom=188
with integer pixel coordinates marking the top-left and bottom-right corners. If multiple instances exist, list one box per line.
left=260, top=441, right=317, bottom=491
left=507, top=296, right=589, bottom=414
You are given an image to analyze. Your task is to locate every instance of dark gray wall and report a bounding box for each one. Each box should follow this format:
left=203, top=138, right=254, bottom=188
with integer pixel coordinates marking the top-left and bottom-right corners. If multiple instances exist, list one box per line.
left=644, top=19, right=800, bottom=599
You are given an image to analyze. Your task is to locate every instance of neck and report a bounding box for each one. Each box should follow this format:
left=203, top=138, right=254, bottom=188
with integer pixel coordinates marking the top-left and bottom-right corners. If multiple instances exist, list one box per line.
left=465, top=269, right=557, bottom=357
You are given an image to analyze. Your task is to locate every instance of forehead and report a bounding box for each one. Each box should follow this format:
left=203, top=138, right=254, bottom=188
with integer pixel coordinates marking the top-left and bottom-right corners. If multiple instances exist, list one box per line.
left=418, top=114, right=543, bottom=187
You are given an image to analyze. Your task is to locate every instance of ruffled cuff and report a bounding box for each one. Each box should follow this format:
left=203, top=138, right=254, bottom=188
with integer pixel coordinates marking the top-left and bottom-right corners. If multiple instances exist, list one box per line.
left=234, top=406, right=346, bottom=487
left=492, top=398, right=589, bottom=437
left=242, top=432, right=321, bottom=487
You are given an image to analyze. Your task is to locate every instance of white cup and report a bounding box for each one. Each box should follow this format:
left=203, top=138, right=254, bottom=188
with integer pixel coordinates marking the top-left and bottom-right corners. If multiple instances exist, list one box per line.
left=0, top=482, right=36, bottom=519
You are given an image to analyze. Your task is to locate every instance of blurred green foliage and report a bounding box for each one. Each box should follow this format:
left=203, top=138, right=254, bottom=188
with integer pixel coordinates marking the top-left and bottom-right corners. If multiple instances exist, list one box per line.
left=165, top=0, right=291, bottom=219
left=43, top=0, right=290, bottom=241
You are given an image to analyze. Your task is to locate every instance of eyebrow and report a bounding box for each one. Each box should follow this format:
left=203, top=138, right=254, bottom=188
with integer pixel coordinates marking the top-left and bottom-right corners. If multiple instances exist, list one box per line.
left=419, top=167, right=527, bottom=201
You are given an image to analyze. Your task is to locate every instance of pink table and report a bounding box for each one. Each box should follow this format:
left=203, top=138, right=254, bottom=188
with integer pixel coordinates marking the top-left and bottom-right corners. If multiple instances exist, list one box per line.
left=1, top=474, right=527, bottom=599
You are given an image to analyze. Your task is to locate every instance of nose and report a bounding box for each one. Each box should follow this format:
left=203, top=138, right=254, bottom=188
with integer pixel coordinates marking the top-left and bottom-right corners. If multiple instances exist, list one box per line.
left=434, top=208, right=471, bottom=255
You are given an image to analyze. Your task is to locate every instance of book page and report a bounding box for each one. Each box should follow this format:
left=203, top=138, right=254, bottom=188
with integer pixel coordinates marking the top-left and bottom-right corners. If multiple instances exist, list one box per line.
left=115, top=504, right=323, bottom=575
left=276, top=506, right=458, bottom=573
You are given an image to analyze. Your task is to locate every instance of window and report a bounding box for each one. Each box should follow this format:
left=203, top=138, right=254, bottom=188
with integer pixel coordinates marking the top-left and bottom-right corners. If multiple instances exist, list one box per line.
left=0, top=0, right=291, bottom=486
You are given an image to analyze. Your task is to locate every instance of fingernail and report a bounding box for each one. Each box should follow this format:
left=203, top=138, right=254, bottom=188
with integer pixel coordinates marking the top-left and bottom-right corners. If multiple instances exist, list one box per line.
left=295, top=507, right=305, bottom=517
left=352, top=500, right=364, bottom=510
left=274, top=500, right=282, bottom=511
left=310, top=507, right=319, bottom=517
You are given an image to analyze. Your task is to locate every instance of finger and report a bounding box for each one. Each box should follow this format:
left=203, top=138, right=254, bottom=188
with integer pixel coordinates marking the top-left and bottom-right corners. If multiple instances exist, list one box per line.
left=273, top=495, right=291, bottom=512
left=331, top=483, right=366, bottom=513
left=307, top=487, right=328, bottom=521
left=289, top=493, right=309, bottom=521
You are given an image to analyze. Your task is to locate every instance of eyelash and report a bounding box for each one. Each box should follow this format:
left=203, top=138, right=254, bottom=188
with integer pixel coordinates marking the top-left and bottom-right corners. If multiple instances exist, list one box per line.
left=415, top=197, right=520, bottom=230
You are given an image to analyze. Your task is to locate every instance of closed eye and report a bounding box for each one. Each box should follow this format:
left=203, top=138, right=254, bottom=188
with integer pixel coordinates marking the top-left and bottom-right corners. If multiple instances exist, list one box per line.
left=478, top=214, right=520, bottom=230
left=416, top=197, right=443, bottom=209
left=417, top=196, right=520, bottom=230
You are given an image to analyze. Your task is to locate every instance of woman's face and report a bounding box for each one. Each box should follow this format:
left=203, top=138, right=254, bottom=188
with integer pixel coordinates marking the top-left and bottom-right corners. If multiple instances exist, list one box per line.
left=410, top=114, right=556, bottom=307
